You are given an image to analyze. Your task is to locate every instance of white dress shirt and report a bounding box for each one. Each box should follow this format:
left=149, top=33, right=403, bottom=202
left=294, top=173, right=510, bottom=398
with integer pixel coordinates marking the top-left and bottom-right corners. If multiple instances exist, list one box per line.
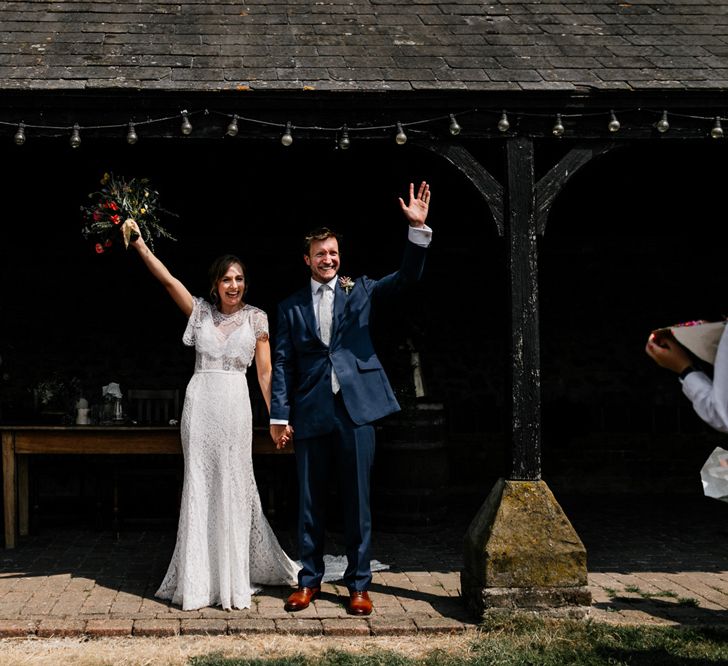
left=682, top=327, right=728, bottom=433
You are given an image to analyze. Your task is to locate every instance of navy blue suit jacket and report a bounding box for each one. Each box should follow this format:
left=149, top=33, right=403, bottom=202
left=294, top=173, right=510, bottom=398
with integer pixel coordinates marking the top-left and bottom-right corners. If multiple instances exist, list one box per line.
left=271, top=240, right=427, bottom=440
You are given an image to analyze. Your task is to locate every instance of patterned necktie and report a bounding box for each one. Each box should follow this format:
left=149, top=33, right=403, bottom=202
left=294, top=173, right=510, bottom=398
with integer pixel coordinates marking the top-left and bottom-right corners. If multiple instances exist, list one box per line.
left=318, top=284, right=340, bottom=393
left=318, top=284, right=333, bottom=345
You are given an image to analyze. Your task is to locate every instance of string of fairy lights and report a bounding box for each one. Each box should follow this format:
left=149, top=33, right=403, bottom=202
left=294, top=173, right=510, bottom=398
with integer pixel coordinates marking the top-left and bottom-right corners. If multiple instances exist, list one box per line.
left=0, top=106, right=726, bottom=148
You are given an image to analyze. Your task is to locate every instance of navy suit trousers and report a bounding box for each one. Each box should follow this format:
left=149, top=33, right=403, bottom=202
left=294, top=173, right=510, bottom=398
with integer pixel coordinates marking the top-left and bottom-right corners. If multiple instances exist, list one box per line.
left=294, top=392, right=376, bottom=591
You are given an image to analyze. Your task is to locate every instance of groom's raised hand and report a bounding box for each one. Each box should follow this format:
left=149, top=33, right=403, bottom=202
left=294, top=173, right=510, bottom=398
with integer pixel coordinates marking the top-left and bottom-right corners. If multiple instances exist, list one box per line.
left=398, top=180, right=430, bottom=228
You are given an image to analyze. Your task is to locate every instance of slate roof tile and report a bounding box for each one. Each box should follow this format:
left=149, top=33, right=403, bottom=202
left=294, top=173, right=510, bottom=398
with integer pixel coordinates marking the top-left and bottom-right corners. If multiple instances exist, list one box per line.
left=519, top=80, right=577, bottom=90
left=538, top=68, right=602, bottom=84
left=548, top=57, right=602, bottom=68
left=380, top=67, right=436, bottom=80
left=434, top=67, right=489, bottom=81
left=684, top=79, right=728, bottom=88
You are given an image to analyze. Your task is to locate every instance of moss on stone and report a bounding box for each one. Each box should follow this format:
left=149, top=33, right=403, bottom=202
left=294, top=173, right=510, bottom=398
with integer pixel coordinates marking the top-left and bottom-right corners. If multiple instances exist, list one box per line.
left=463, top=479, right=588, bottom=590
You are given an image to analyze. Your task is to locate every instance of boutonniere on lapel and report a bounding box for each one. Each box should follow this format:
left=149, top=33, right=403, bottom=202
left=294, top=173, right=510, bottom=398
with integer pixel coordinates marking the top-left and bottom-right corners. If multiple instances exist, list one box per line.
left=339, top=276, right=355, bottom=295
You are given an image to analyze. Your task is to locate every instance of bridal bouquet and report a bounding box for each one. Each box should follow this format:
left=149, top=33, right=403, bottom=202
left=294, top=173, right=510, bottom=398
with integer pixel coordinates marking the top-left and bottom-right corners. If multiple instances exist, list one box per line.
left=80, top=172, right=178, bottom=253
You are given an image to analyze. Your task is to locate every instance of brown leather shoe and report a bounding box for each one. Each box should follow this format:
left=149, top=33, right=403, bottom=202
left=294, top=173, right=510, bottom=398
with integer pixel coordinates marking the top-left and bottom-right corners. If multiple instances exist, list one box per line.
left=347, top=590, right=373, bottom=616
left=284, top=586, right=320, bottom=612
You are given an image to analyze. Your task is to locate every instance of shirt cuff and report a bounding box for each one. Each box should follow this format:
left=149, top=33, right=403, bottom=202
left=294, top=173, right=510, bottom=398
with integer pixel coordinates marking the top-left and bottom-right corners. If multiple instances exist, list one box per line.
left=270, top=419, right=289, bottom=426
left=679, top=366, right=698, bottom=381
left=408, top=224, right=432, bottom=247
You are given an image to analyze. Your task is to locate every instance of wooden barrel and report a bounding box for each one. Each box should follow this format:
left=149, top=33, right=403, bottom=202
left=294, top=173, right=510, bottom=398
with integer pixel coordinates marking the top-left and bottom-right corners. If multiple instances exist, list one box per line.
left=372, top=402, right=449, bottom=532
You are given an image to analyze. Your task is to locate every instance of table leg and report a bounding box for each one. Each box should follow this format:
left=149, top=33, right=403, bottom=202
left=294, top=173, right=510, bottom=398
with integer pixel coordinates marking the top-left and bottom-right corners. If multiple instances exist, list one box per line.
left=18, top=457, right=28, bottom=537
left=2, top=432, right=16, bottom=549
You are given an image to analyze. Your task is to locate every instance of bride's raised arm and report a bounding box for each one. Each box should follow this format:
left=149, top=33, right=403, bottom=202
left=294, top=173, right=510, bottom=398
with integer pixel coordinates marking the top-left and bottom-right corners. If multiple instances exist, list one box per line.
left=128, top=220, right=194, bottom=317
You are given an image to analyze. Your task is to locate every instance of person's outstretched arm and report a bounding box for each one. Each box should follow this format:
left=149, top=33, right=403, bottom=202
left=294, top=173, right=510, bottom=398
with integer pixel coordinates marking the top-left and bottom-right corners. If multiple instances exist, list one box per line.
left=372, top=181, right=432, bottom=299
left=128, top=220, right=194, bottom=317
left=647, top=330, right=728, bottom=433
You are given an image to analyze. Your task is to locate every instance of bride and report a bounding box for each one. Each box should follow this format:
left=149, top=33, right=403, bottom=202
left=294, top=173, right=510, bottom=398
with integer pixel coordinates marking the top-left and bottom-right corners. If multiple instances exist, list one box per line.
left=129, top=223, right=299, bottom=610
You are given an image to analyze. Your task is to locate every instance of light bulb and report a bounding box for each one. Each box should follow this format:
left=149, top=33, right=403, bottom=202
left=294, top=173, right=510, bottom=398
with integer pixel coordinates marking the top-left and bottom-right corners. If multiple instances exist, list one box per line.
left=497, top=111, right=510, bottom=133
left=226, top=115, right=239, bottom=137
left=656, top=110, right=669, bottom=133
left=281, top=121, right=293, bottom=147
left=448, top=114, right=461, bottom=136
left=69, top=123, right=81, bottom=148
left=180, top=111, right=192, bottom=135
left=711, top=117, right=724, bottom=139
left=126, top=122, right=138, bottom=145
left=608, top=110, right=620, bottom=133
left=13, top=123, right=25, bottom=146
left=338, top=126, right=350, bottom=150
left=395, top=121, right=407, bottom=145
left=552, top=114, right=564, bottom=137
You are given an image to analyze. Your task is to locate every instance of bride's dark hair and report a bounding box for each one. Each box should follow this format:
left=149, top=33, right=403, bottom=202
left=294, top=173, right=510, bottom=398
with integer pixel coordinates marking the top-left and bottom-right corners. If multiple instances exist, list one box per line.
left=208, top=254, right=248, bottom=304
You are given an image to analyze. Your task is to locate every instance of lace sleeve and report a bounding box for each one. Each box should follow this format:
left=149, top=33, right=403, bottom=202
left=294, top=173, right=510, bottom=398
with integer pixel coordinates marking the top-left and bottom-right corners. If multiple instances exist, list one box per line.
left=182, top=297, right=208, bottom=346
left=250, top=307, right=269, bottom=341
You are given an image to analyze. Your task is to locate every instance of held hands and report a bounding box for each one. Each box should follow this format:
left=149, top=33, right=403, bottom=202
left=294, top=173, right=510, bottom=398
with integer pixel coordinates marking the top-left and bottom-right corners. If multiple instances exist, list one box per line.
left=645, top=332, right=693, bottom=374
left=270, top=424, right=294, bottom=450
left=398, top=181, right=430, bottom=228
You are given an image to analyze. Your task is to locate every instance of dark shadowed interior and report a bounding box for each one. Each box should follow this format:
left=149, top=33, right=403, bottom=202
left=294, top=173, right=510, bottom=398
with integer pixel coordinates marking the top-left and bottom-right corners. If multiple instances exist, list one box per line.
left=1, top=137, right=726, bottom=531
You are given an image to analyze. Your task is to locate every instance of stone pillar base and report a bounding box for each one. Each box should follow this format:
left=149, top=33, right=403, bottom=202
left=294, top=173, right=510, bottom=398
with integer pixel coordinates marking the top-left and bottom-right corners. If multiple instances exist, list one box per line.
left=462, top=571, right=591, bottom=618
left=461, top=478, right=591, bottom=620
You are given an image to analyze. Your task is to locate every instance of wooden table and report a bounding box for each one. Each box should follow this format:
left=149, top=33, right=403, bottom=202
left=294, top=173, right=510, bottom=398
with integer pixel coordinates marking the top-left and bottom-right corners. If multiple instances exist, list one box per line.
left=1, top=425, right=290, bottom=549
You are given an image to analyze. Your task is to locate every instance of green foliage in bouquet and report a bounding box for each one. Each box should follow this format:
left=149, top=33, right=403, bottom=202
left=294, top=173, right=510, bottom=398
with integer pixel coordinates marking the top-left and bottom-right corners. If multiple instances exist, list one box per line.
left=81, top=172, right=178, bottom=253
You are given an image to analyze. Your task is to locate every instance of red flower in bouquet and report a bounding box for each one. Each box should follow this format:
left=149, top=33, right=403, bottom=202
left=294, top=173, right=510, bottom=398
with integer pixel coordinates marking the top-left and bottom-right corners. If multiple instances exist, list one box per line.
left=673, top=320, right=706, bottom=328
left=81, top=172, right=178, bottom=253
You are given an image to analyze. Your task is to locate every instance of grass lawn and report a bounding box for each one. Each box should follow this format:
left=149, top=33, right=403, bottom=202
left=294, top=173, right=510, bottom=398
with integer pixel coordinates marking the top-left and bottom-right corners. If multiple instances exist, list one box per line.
left=189, top=615, right=728, bottom=666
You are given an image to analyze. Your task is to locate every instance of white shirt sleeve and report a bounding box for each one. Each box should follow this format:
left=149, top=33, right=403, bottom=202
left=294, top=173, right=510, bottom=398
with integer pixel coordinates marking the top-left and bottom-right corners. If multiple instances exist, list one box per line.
left=682, top=328, right=728, bottom=433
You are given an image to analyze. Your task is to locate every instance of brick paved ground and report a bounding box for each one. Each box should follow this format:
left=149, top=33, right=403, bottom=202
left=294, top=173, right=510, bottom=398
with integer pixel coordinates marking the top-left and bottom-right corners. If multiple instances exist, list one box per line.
left=1, top=494, right=726, bottom=638
left=571, top=494, right=728, bottom=627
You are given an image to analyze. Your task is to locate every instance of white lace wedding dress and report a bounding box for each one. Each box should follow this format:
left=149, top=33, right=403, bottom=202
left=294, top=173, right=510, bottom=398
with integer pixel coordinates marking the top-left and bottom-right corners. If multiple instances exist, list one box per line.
left=155, top=298, right=300, bottom=611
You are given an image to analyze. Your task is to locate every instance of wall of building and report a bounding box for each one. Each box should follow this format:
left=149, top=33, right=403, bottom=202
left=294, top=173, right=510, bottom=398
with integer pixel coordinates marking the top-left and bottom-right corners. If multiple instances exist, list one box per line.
left=1, top=138, right=725, bottom=529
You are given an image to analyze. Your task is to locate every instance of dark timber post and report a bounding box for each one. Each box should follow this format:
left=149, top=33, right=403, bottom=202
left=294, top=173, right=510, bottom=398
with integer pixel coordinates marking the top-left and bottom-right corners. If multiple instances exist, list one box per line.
left=461, top=137, right=590, bottom=619
left=506, top=137, right=541, bottom=481
left=418, top=137, right=601, bottom=617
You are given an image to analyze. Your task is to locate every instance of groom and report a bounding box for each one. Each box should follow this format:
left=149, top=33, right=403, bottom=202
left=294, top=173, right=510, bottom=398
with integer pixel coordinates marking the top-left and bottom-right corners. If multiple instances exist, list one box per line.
left=270, top=181, right=432, bottom=615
